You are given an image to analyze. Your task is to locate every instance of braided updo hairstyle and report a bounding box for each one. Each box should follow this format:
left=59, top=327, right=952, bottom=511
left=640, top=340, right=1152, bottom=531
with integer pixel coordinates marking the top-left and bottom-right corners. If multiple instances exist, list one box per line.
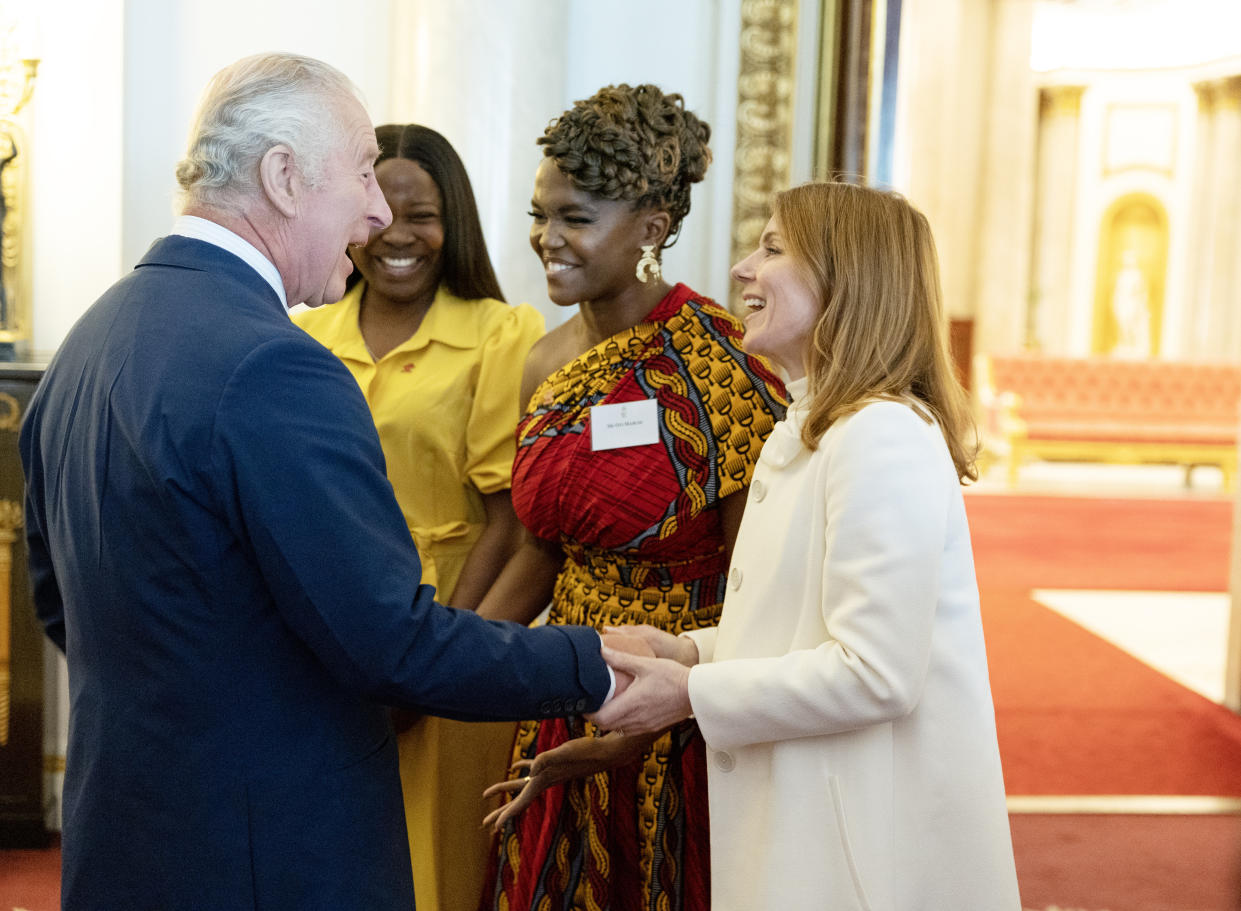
left=538, top=84, right=712, bottom=249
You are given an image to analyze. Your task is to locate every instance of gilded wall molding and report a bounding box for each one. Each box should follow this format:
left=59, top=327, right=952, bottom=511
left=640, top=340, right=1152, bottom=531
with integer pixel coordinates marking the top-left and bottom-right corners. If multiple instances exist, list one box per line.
left=0, top=497, right=21, bottom=746
left=0, top=391, right=20, bottom=430
left=729, top=0, right=799, bottom=314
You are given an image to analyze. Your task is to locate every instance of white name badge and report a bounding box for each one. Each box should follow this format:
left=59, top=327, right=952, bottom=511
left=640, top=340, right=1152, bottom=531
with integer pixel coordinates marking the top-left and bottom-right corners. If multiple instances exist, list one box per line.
left=590, top=398, right=660, bottom=451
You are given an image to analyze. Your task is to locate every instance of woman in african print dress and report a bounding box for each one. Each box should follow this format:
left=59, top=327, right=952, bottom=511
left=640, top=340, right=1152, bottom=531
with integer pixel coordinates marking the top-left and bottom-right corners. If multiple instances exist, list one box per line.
left=475, top=84, right=785, bottom=911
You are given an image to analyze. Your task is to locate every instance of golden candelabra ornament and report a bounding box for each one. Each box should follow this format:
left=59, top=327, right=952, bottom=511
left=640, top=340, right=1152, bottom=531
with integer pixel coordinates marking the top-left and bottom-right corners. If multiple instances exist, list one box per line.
left=0, top=18, right=36, bottom=353
left=0, top=57, right=37, bottom=118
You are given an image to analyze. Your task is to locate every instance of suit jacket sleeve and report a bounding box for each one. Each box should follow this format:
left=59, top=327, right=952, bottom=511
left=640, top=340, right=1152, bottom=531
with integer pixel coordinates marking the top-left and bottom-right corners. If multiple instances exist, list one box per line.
left=687, top=404, right=952, bottom=750
left=212, top=335, right=610, bottom=721
left=19, top=441, right=66, bottom=653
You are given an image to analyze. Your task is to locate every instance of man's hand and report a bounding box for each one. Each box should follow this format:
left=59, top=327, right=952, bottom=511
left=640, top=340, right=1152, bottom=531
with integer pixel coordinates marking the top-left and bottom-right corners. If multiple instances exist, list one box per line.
left=481, top=731, right=655, bottom=831
left=588, top=648, right=693, bottom=735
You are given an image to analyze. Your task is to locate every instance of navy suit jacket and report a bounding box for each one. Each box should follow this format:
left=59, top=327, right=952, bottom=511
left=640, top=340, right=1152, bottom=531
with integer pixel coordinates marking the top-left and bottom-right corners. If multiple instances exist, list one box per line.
left=20, top=236, right=610, bottom=910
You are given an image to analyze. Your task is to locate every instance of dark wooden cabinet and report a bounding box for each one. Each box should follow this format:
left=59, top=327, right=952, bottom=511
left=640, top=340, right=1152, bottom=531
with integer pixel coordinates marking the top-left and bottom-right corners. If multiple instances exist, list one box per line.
left=0, top=363, right=48, bottom=847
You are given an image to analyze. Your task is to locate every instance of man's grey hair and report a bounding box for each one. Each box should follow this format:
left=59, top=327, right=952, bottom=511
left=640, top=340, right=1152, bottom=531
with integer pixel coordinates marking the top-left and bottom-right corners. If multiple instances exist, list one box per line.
left=175, top=52, right=361, bottom=214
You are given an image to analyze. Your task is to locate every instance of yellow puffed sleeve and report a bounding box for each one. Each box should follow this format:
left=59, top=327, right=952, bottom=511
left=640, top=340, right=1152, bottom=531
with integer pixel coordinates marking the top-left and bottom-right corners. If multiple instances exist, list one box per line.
left=463, top=303, right=545, bottom=494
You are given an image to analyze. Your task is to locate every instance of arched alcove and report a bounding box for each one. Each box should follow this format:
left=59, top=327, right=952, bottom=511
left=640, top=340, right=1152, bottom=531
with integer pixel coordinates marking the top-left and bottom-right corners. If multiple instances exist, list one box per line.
left=1091, top=193, right=1169, bottom=356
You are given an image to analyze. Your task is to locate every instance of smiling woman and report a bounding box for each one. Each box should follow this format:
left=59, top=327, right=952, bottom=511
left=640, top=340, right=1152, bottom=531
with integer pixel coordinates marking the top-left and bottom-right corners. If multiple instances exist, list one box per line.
left=292, top=123, right=543, bottom=911
left=476, top=84, right=787, bottom=911
left=730, top=217, right=823, bottom=380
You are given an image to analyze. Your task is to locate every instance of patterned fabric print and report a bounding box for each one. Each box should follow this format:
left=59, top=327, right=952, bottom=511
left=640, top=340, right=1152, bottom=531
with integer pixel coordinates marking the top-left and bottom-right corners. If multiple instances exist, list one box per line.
left=622, top=301, right=784, bottom=556
left=487, top=285, right=785, bottom=911
left=512, top=285, right=785, bottom=569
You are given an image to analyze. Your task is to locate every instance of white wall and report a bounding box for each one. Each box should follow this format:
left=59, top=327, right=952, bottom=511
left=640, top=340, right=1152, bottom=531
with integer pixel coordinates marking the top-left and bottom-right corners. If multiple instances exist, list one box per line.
left=120, top=0, right=394, bottom=280
left=27, top=0, right=125, bottom=356
left=385, top=0, right=571, bottom=324
left=388, top=0, right=743, bottom=324
left=28, top=0, right=750, bottom=349
left=28, top=0, right=393, bottom=358
left=562, top=0, right=743, bottom=313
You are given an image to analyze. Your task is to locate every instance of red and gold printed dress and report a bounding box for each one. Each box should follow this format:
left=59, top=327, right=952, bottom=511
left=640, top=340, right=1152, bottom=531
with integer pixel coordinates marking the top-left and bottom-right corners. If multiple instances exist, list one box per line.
left=485, top=284, right=786, bottom=911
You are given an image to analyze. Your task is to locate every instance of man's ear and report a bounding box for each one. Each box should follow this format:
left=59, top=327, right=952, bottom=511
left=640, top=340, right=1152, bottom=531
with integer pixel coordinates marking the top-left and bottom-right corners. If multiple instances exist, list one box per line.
left=642, top=209, right=672, bottom=249
left=258, top=145, right=299, bottom=219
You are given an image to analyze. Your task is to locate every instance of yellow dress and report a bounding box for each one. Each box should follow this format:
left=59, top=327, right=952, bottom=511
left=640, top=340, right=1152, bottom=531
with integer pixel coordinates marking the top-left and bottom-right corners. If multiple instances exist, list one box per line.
left=294, top=283, right=544, bottom=911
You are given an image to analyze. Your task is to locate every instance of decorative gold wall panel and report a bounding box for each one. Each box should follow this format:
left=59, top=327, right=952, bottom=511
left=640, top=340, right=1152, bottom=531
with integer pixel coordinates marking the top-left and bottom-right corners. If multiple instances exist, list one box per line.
left=0, top=496, right=20, bottom=745
left=0, top=365, right=45, bottom=846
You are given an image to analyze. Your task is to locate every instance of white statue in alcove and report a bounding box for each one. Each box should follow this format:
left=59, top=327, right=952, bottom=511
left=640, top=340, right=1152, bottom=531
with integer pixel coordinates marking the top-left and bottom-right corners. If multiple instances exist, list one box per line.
left=1110, top=249, right=1151, bottom=358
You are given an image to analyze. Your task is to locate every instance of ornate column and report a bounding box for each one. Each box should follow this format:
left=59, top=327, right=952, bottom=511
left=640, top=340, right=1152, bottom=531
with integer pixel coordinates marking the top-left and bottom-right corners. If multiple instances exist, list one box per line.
left=730, top=0, right=799, bottom=314
left=970, top=0, right=1039, bottom=360
left=1188, top=76, right=1241, bottom=360
left=1231, top=402, right=1241, bottom=712
left=1185, top=81, right=1216, bottom=356
left=1028, top=85, right=1084, bottom=353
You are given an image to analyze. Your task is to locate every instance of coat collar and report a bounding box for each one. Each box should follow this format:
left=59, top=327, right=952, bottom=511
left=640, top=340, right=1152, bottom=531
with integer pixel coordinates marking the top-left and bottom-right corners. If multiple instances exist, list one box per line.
left=760, top=375, right=811, bottom=469
left=136, top=235, right=287, bottom=319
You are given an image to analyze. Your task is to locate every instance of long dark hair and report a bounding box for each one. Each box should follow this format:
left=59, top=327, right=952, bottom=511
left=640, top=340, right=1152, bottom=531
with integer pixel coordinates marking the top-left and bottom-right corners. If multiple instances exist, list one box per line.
left=349, top=123, right=504, bottom=302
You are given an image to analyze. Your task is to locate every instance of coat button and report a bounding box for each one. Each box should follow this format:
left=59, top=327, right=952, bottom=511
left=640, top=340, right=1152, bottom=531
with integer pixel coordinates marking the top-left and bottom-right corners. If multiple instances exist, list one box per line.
left=538, top=701, right=552, bottom=714
left=713, top=751, right=735, bottom=772
left=728, top=567, right=743, bottom=590
left=751, top=479, right=766, bottom=502
left=574, top=698, right=587, bottom=713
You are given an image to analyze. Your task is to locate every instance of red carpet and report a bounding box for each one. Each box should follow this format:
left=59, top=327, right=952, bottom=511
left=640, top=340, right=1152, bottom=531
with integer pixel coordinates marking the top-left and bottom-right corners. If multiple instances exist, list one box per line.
left=1011, top=814, right=1241, bottom=911
left=965, top=492, right=1241, bottom=796
left=0, top=836, right=59, bottom=910
left=966, top=493, right=1231, bottom=593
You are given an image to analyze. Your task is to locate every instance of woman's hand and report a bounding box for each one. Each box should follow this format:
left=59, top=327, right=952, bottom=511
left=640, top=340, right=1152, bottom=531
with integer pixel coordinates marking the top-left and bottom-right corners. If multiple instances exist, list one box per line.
left=600, top=630, right=656, bottom=698
left=604, top=624, right=699, bottom=667
left=481, top=731, right=656, bottom=831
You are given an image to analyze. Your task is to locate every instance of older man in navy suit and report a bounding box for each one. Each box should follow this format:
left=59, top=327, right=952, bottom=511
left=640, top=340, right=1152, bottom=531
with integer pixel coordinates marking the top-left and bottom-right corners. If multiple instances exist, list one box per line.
left=20, top=53, right=621, bottom=910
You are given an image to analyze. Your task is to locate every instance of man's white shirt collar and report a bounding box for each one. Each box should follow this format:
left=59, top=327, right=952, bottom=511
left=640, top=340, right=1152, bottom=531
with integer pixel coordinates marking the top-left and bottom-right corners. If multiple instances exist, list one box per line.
left=171, top=215, right=289, bottom=312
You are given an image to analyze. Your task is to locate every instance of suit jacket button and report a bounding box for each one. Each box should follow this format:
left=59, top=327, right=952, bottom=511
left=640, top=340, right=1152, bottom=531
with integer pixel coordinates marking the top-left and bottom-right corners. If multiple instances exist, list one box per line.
left=551, top=699, right=564, bottom=714
left=575, top=698, right=587, bottom=712
left=538, top=701, right=552, bottom=714
left=713, top=750, right=736, bottom=772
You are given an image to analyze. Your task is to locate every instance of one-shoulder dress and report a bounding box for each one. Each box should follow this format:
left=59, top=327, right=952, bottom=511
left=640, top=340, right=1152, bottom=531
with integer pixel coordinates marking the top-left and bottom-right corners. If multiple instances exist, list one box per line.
left=484, top=283, right=786, bottom=911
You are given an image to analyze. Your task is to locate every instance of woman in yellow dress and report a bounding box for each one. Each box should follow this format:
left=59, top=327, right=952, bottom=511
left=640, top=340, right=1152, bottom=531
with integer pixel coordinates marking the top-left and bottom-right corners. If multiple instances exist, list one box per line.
left=294, top=123, right=542, bottom=911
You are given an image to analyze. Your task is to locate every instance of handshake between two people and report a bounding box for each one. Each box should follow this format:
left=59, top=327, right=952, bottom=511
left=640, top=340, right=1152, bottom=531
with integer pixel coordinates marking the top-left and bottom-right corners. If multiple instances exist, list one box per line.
left=593, top=624, right=699, bottom=733
left=481, top=624, right=700, bottom=831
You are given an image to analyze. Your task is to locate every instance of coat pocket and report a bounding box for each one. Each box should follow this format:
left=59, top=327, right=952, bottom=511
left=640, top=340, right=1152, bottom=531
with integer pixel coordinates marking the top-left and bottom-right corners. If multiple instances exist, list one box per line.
left=829, top=775, right=875, bottom=911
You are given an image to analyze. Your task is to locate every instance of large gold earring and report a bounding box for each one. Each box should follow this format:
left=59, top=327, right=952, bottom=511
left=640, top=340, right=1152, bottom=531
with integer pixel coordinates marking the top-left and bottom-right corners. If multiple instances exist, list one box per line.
left=636, top=245, right=661, bottom=283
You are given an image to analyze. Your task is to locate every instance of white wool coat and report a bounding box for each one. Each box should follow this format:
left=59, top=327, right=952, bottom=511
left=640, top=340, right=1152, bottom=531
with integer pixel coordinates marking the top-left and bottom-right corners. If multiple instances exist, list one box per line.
left=684, top=391, right=1021, bottom=911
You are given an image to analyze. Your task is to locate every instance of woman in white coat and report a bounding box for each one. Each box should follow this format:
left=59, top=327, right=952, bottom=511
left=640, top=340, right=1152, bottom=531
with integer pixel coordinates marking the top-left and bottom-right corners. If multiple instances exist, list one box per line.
left=592, top=182, right=1023, bottom=910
